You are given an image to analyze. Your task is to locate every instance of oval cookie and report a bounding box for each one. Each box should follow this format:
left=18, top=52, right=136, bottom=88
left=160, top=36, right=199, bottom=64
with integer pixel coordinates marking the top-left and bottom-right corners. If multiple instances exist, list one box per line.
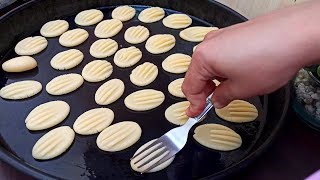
left=15, top=36, right=48, bottom=56
left=130, top=62, right=158, bottom=86
left=124, top=25, right=150, bottom=44
left=163, top=14, right=192, bottom=29
left=82, top=60, right=113, bottom=82
left=96, top=121, right=141, bottom=152
left=162, top=53, right=191, bottom=74
left=50, top=49, right=84, bottom=70
left=73, top=108, right=114, bottom=135
left=40, top=20, right=69, bottom=37
left=46, top=73, right=83, bottom=95
left=75, top=9, right=103, bottom=26
left=215, top=100, right=258, bottom=123
left=95, top=19, right=123, bottom=38
left=138, top=7, right=165, bottom=23
left=180, top=26, right=218, bottom=42
left=95, top=79, right=125, bottom=105
left=130, top=139, right=175, bottom=173
left=124, top=89, right=165, bottom=111
left=25, top=101, right=70, bottom=131
left=59, top=28, right=89, bottom=47
left=145, top=34, right=175, bottom=54
left=0, top=80, right=42, bottom=100
left=90, top=39, right=118, bottom=58
left=2, top=56, right=37, bottom=73
left=165, top=101, right=190, bottom=125
left=111, top=5, right=136, bottom=22
left=114, top=46, right=142, bottom=68
left=193, top=124, right=242, bottom=151
left=168, top=78, right=185, bottom=98
left=32, top=126, right=75, bottom=160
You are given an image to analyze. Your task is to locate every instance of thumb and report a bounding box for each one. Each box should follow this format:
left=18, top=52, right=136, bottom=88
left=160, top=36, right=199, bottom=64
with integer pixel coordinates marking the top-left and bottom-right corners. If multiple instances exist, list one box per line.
left=212, top=80, right=238, bottom=109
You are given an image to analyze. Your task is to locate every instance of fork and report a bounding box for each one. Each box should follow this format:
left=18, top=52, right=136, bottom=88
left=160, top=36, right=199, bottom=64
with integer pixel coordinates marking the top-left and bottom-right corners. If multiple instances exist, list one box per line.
left=131, top=93, right=214, bottom=173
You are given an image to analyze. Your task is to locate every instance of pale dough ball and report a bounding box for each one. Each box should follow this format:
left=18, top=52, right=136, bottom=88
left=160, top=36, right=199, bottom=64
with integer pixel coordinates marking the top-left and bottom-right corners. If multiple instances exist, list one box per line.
left=162, top=14, right=192, bottom=29
left=40, top=20, right=69, bottom=37
left=138, top=7, right=165, bottom=23
left=112, top=5, right=136, bottom=22
left=81, top=60, right=113, bottom=82
left=180, top=26, right=219, bottom=42
left=25, top=101, right=70, bottom=131
left=15, top=36, right=48, bottom=55
left=75, top=9, right=104, bottom=26
left=145, top=34, right=175, bottom=54
left=95, top=79, right=125, bottom=105
left=162, top=53, right=191, bottom=74
left=94, top=19, right=123, bottom=38
left=46, top=73, right=84, bottom=95
left=168, top=78, right=185, bottom=98
left=50, top=49, right=84, bottom=70
left=124, top=89, right=165, bottom=111
left=165, top=101, right=190, bottom=125
left=59, top=28, right=89, bottom=47
left=130, top=62, right=158, bottom=86
left=0, top=80, right=42, bottom=100
left=90, top=39, right=118, bottom=58
left=114, top=46, right=142, bottom=68
left=124, top=25, right=149, bottom=44
left=2, top=56, right=37, bottom=73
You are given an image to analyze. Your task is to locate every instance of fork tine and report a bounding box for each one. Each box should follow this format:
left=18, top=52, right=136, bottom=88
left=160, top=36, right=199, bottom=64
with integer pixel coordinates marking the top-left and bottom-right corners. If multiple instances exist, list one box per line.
left=130, top=140, right=160, bottom=160
left=137, top=146, right=168, bottom=169
left=133, top=142, right=164, bottom=165
left=141, top=153, right=174, bottom=174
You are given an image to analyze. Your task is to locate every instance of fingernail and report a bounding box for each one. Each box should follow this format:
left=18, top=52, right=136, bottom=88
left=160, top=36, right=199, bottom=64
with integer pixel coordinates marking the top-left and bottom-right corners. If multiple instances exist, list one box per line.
left=214, top=102, right=223, bottom=109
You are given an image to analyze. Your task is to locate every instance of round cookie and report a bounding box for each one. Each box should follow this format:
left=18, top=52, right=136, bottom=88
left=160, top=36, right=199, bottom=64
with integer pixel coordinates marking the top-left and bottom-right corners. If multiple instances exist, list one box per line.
left=145, top=34, right=175, bottom=54
left=114, top=46, right=142, bottom=68
left=75, top=9, right=103, bottom=26
left=112, top=5, right=136, bottom=22
left=59, top=28, right=89, bottom=47
left=95, top=19, right=123, bottom=38
left=15, top=36, right=48, bottom=55
left=124, top=25, right=149, bottom=44
left=130, top=62, right=158, bottom=86
left=162, top=14, right=192, bottom=29
left=165, top=101, right=190, bottom=125
left=82, top=60, right=113, bottom=82
left=138, top=7, right=165, bottom=23
left=90, top=39, right=118, bottom=58
left=162, top=53, right=191, bottom=74
left=40, top=20, right=69, bottom=37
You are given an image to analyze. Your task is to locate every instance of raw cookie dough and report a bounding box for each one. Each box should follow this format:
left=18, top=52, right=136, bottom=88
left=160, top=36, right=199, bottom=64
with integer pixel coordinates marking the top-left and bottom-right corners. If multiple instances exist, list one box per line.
left=73, top=108, right=114, bottom=135
left=2, top=56, right=37, bottom=72
left=138, top=7, right=165, bottom=23
left=193, top=124, right=242, bottom=151
left=130, top=62, right=158, bottom=86
left=215, top=100, right=258, bottom=123
left=94, top=19, right=123, bottom=38
left=165, top=101, right=190, bottom=125
left=114, top=46, right=142, bottom=68
left=81, top=60, right=113, bottom=82
left=96, top=121, right=141, bottom=152
left=95, top=79, right=125, bottom=105
left=15, top=36, right=48, bottom=55
left=0, top=80, right=42, bottom=100
left=59, top=28, right=89, bottom=47
left=168, top=78, right=185, bottom=98
left=162, top=53, right=191, bottom=74
left=162, top=14, right=192, bottom=29
left=124, top=25, right=150, bottom=44
left=46, top=73, right=84, bottom=95
left=90, top=39, right=118, bottom=58
left=179, top=26, right=218, bottom=42
left=40, top=20, right=69, bottom=37
left=130, top=139, right=175, bottom=173
left=145, top=34, right=175, bottom=54
left=75, top=9, right=103, bottom=26
left=32, top=126, right=75, bottom=160
left=111, top=5, right=136, bottom=22
left=124, top=89, right=165, bottom=111
left=50, top=49, right=84, bottom=70
left=25, top=101, right=70, bottom=131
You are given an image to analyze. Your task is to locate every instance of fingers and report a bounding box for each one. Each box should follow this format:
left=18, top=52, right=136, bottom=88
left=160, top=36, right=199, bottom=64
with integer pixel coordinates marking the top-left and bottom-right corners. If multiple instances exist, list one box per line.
left=211, top=80, right=237, bottom=108
left=203, top=28, right=224, bottom=41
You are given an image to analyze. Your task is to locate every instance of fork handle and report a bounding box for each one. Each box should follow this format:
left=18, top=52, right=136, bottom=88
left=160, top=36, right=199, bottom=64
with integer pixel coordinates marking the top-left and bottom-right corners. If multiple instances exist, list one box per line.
left=194, top=93, right=214, bottom=122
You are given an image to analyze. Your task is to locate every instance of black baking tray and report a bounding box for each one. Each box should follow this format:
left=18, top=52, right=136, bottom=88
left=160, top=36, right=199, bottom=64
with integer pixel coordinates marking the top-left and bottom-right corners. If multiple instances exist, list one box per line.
left=0, top=0, right=290, bottom=179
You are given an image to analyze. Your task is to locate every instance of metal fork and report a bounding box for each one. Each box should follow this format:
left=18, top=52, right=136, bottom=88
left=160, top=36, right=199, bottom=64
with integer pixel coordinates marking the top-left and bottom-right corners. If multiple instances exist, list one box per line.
left=131, top=94, right=214, bottom=173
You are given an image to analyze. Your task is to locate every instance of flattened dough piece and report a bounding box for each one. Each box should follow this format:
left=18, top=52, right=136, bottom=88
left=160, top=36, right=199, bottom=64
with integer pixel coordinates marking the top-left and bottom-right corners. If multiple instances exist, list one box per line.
left=138, top=7, right=165, bottom=23
left=40, top=20, right=69, bottom=37
left=162, top=14, right=192, bottom=29
left=131, top=139, right=175, bottom=173
left=114, top=46, right=142, bottom=68
left=215, top=100, right=258, bottom=123
left=82, top=60, right=113, bottom=82
left=25, top=101, right=70, bottom=131
left=73, top=108, right=114, bottom=135
left=0, top=80, right=42, bottom=100
left=75, top=9, right=103, bottom=26
left=95, top=19, right=123, bottom=38
left=125, top=89, right=165, bottom=111
left=32, top=126, right=75, bottom=160
left=145, top=34, right=175, bottom=54
left=95, top=79, right=125, bottom=105
left=162, top=53, right=191, bottom=74
left=15, top=36, right=48, bottom=55
left=165, top=101, right=190, bottom=125
left=2, top=56, right=37, bottom=72
left=130, top=62, right=158, bottom=86
left=180, top=26, right=218, bottom=42
left=90, top=39, right=118, bottom=58
left=50, top=49, right=84, bottom=70
left=168, top=78, right=185, bottom=98
left=46, top=73, right=83, bottom=95
left=193, top=124, right=242, bottom=151
left=112, top=5, right=136, bottom=22
left=96, top=121, right=141, bottom=152
left=59, top=28, right=89, bottom=47
left=124, top=25, right=150, bottom=44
